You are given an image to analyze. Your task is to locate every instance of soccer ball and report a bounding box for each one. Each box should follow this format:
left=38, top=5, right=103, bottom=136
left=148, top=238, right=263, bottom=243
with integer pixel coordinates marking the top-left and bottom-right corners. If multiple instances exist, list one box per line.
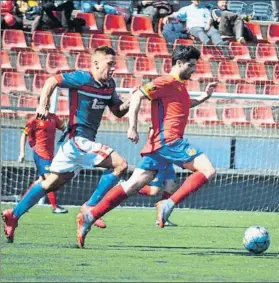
left=243, top=226, right=270, bottom=254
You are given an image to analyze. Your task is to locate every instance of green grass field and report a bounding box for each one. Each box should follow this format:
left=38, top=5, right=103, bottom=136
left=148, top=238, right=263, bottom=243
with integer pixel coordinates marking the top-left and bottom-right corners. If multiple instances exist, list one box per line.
left=1, top=204, right=279, bottom=282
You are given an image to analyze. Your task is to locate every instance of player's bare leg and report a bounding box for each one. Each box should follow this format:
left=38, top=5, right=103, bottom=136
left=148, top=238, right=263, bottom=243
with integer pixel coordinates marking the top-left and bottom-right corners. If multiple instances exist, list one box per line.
left=2, top=172, right=74, bottom=243
left=78, top=151, right=127, bottom=229
left=156, top=154, right=215, bottom=228
left=76, top=168, right=155, bottom=248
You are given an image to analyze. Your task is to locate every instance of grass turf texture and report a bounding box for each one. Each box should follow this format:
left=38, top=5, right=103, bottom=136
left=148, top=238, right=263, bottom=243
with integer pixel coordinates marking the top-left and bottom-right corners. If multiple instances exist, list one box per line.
left=1, top=205, right=279, bottom=282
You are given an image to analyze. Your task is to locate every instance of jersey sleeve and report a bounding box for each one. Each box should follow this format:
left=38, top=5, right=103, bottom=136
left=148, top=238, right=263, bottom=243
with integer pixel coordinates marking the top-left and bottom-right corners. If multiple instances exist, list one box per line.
left=140, top=76, right=172, bottom=100
left=23, top=116, right=36, bottom=136
left=55, top=71, right=89, bottom=89
left=109, top=90, right=122, bottom=106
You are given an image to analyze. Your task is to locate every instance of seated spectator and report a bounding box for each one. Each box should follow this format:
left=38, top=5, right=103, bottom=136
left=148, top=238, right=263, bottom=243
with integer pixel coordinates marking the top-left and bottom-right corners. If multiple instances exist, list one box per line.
left=135, top=0, right=173, bottom=32
left=1, top=0, right=24, bottom=29
left=163, top=0, right=228, bottom=46
left=162, top=19, right=189, bottom=44
left=32, top=0, right=85, bottom=32
left=81, top=1, right=132, bottom=22
left=211, top=0, right=254, bottom=44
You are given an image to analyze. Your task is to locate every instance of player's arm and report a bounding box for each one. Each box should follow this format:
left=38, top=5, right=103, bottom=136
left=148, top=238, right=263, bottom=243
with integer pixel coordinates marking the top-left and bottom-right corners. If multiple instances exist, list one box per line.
left=18, top=131, right=27, bottom=163
left=190, top=82, right=217, bottom=108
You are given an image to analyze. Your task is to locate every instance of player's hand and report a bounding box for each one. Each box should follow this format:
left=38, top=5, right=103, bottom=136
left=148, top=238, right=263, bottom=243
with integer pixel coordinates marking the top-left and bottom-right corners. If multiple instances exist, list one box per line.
left=127, top=127, right=139, bottom=144
left=36, top=105, right=49, bottom=120
left=205, top=82, right=218, bottom=98
left=18, top=154, right=25, bottom=163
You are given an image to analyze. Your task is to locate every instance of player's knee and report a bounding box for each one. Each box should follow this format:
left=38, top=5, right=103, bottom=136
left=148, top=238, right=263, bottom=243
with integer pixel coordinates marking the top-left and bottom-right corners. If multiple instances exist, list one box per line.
left=115, top=158, right=128, bottom=176
left=150, top=186, right=160, bottom=196
left=202, top=166, right=216, bottom=180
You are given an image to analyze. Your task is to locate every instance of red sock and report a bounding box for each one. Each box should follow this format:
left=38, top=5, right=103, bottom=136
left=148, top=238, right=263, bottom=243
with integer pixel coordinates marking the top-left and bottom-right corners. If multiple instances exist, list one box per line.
left=170, top=172, right=208, bottom=204
left=138, top=185, right=152, bottom=196
left=161, top=191, right=172, bottom=200
left=47, top=191, right=57, bottom=209
left=91, top=184, right=128, bottom=219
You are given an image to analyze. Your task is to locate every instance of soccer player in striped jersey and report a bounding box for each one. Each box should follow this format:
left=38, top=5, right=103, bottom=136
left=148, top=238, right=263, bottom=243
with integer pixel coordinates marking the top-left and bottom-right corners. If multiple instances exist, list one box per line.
left=18, top=112, right=68, bottom=214
left=76, top=45, right=217, bottom=248
left=2, top=46, right=129, bottom=243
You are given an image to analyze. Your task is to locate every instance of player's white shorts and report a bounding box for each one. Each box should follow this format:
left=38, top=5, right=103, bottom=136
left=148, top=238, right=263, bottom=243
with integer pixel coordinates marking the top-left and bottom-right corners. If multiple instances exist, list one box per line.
left=50, top=136, right=114, bottom=176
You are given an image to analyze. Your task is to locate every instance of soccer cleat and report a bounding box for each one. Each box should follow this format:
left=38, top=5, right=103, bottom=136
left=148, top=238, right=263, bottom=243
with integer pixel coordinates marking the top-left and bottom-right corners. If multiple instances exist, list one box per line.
left=155, top=219, right=177, bottom=227
left=52, top=205, right=68, bottom=214
left=155, top=200, right=174, bottom=228
left=76, top=212, right=94, bottom=248
left=80, top=203, right=106, bottom=229
left=1, top=209, right=18, bottom=243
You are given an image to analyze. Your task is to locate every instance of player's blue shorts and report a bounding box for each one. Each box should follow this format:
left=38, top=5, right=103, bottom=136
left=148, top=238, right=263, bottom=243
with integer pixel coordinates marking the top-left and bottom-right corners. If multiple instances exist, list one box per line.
left=149, top=164, right=176, bottom=188
left=33, top=152, right=52, bottom=177
left=138, top=138, right=203, bottom=172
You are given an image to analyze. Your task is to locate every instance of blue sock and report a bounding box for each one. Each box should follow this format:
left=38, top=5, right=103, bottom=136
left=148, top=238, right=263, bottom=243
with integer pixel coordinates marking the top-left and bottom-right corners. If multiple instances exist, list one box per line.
left=13, top=182, right=46, bottom=219
left=86, top=170, right=120, bottom=206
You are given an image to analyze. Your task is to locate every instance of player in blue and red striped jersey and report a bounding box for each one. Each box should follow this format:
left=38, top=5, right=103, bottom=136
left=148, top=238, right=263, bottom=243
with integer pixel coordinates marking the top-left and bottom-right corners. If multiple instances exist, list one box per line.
left=18, top=112, right=68, bottom=214
left=1, top=46, right=130, bottom=243
left=76, top=45, right=217, bottom=248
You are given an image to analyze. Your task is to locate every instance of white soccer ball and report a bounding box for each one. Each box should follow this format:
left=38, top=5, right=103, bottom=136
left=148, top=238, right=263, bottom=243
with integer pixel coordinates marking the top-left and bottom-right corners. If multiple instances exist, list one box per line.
left=243, top=226, right=270, bottom=254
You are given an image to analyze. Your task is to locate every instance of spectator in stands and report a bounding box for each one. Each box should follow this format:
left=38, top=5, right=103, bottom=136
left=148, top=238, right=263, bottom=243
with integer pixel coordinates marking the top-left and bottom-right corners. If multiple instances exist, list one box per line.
left=163, top=0, right=228, bottom=46
left=271, top=0, right=279, bottom=22
left=211, top=0, right=254, bottom=44
left=32, top=0, right=85, bottom=32
left=134, top=0, right=173, bottom=32
left=1, top=0, right=24, bottom=29
left=162, top=19, right=189, bottom=44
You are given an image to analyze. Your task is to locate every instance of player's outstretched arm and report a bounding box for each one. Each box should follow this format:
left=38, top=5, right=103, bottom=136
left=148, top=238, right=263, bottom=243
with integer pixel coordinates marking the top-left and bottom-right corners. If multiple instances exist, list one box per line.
left=190, top=82, right=217, bottom=108
left=127, top=89, right=145, bottom=144
left=18, top=132, right=27, bottom=163
left=36, top=76, right=58, bottom=120
left=110, top=100, right=130, bottom=118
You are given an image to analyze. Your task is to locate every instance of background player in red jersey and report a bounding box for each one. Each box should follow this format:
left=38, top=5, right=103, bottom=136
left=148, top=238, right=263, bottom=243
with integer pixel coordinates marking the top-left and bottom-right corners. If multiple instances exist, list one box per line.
left=18, top=112, right=68, bottom=214
left=76, top=45, right=217, bottom=248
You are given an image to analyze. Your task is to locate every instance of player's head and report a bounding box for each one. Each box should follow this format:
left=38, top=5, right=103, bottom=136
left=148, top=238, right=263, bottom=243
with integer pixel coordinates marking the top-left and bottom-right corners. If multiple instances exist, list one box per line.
left=217, top=0, right=228, bottom=10
left=91, top=46, right=116, bottom=82
left=171, top=45, right=200, bottom=80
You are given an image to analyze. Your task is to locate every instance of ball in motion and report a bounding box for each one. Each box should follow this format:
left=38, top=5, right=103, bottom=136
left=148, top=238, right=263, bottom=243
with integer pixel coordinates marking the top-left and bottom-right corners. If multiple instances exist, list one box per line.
left=243, top=226, right=270, bottom=254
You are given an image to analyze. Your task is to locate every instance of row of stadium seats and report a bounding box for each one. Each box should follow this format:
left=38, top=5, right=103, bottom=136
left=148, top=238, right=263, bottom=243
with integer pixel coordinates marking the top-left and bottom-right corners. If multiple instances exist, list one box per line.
left=3, top=92, right=279, bottom=128
left=2, top=20, right=279, bottom=53
left=3, top=50, right=279, bottom=85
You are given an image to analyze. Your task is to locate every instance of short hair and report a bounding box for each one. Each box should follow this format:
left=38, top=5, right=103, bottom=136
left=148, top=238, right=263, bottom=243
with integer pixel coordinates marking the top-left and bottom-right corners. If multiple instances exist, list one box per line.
left=93, top=45, right=116, bottom=56
left=171, top=45, right=201, bottom=66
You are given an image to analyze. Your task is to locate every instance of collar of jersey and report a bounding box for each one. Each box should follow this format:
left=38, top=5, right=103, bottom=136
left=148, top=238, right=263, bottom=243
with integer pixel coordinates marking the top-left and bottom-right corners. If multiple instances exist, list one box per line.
left=170, top=73, right=185, bottom=83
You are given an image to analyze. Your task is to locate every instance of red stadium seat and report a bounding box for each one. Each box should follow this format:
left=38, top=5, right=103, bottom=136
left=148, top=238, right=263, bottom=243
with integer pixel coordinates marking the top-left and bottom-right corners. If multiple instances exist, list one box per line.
left=229, top=42, right=252, bottom=62
left=145, top=37, right=169, bottom=58
left=16, top=51, right=43, bottom=73
left=45, top=53, right=73, bottom=74
left=217, top=61, right=243, bottom=83
left=263, top=84, right=279, bottom=95
left=103, top=14, right=130, bottom=35
left=130, top=16, right=158, bottom=37
left=2, top=29, right=27, bottom=50
left=32, top=73, right=51, bottom=95
left=17, top=94, right=38, bottom=118
left=114, top=56, right=131, bottom=76
left=31, top=31, right=56, bottom=52
left=193, top=103, right=223, bottom=125
left=245, top=62, right=270, bottom=84
left=235, top=83, right=257, bottom=94
left=191, top=60, right=215, bottom=82
left=173, top=39, right=194, bottom=50
left=255, top=43, right=278, bottom=64
left=250, top=106, right=278, bottom=128
left=245, top=22, right=266, bottom=42
left=60, top=32, right=85, bottom=53
left=133, top=56, right=159, bottom=78
left=214, top=82, right=227, bottom=93
left=267, top=23, right=279, bottom=44
left=185, top=80, right=201, bottom=92
left=2, top=72, right=27, bottom=93
left=200, top=45, right=227, bottom=61
left=88, top=34, right=112, bottom=52
left=119, top=77, right=142, bottom=88
left=75, top=12, right=99, bottom=32
left=222, top=106, right=251, bottom=126
left=273, top=63, right=279, bottom=84
left=117, top=35, right=143, bottom=57
left=1, top=50, right=14, bottom=71
left=75, top=53, right=92, bottom=71
left=1, top=94, right=16, bottom=118
left=161, top=57, right=172, bottom=75
left=57, top=97, right=69, bottom=118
